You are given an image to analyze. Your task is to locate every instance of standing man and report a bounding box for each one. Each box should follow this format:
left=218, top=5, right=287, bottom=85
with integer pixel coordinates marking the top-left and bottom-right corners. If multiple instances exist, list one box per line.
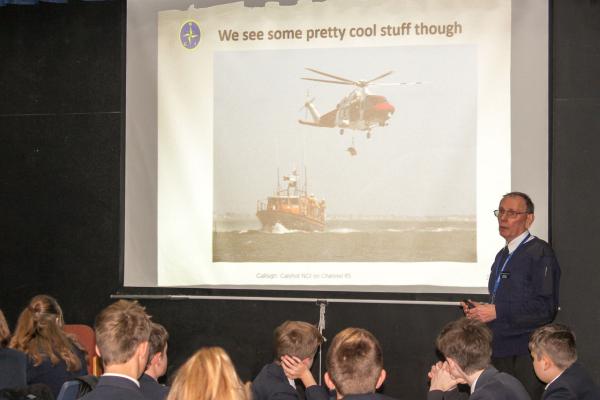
left=463, top=192, right=561, bottom=399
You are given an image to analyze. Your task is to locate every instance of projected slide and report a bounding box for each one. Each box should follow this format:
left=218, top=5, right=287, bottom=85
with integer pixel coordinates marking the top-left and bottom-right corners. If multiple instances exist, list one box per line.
left=152, top=0, right=511, bottom=289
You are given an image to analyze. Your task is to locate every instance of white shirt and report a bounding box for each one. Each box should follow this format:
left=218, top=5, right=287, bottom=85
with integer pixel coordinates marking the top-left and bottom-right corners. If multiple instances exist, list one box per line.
left=506, top=230, right=535, bottom=254
left=102, top=373, right=140, bottom=387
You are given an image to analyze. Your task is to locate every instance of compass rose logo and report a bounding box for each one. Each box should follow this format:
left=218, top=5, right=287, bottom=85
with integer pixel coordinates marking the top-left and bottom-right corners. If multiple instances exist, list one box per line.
left=180, top=21, right=201, bottom=50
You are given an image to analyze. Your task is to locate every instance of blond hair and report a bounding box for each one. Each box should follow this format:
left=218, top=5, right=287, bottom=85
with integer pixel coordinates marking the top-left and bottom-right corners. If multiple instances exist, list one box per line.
left=167, top=347, right=251, bottom=400
left=94, top=300, right=151, bottom=365
left=0, top=309, right=11, bottom=348
left=10, top=295, right=85, bottom=371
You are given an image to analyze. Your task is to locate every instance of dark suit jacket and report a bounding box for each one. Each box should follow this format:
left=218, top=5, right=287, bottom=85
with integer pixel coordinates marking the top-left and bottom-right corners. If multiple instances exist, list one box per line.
left=79, top=375, right=147, bottom=400
left=0, top=348, right=27, bottom=390
left=344, top=393, right=398, bottom=400
left=26, top=345, right=88, bottom=398
left=252, top=362, right=328, bottom=400
left=139, top=373, right=169, bottom=400
left=427, top=366, right=531, bottom=400
left=543, top=362, right=600, bottom=400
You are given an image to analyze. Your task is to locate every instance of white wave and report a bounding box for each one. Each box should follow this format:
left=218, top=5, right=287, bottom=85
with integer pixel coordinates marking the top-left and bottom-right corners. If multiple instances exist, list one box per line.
left=327, top=228, right=360, bottom=234
left=420, top=227, right=461, bottom=233
left=386, top=228, right=411, bottom=233
left=270, top=223, right=300, bottom=234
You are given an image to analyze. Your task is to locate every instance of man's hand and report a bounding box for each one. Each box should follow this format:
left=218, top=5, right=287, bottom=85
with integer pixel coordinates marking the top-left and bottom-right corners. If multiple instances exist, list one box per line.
left=428, top=361, right=463, bottom=392
left=281, top=355, right=317, bottom=387
left=465, top=303, right=497, bottom=323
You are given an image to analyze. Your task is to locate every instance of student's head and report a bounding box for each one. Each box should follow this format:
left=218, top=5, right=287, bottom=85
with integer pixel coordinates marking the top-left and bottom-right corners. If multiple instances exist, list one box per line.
left=0, top=309, right=10, bottom=348
left=94, top=300, right=151, bottom=375
left=529, top=324, right=577, bottom=383
left=274, top=321, right=323, bottom=364
left=436, top=318, right=492, bottom=376
left=10, top=294, right=83, bottom=371
left=325, top=328, right=386, bottom=397
left=145, top=322, right=169, bottom=379
left=167, top=346, right=250, bottom=400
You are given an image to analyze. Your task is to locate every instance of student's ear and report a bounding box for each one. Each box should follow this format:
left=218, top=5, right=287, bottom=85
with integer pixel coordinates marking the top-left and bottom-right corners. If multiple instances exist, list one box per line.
left=541, top=354, right=554, bottom=371
left=324, top=372, right=337, bottom=391
left=301, top=357, right=314, bottom=369
left=95, top=345, right=102, bottom=358
left=375, top=369, right=386, bottom=389
left=149, top=352, right=160, bottom=367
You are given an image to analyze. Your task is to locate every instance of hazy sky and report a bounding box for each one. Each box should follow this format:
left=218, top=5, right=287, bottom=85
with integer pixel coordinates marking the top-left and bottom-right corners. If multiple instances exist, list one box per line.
left=213, top=45, right=477, bottom=217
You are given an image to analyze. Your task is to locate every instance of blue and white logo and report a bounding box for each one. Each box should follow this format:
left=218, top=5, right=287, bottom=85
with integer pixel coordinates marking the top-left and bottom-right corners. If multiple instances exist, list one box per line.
left=180, top=21, right=201, bottom=50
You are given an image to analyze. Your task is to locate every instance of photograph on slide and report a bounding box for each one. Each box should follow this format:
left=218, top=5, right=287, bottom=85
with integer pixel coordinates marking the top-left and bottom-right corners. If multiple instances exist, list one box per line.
left=212, top=45, right=477, bottom=263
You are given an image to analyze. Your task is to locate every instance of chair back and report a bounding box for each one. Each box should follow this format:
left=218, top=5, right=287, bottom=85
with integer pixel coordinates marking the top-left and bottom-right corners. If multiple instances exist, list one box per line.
left=56, top=380, right=81, bottom=400
left=63, top=324, right=103, bottom=375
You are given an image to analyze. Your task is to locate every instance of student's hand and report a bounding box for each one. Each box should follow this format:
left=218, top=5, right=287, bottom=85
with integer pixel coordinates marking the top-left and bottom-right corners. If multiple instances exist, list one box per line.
left=466, top=303, right=497, bottom=323
left=428, top=362, right=463, bottom=392
left=281, top=355, right=317, bottom=387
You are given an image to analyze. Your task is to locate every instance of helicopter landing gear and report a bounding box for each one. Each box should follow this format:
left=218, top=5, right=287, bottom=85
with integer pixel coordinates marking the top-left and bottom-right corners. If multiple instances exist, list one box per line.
left=339, top=128, right=344, bottom=135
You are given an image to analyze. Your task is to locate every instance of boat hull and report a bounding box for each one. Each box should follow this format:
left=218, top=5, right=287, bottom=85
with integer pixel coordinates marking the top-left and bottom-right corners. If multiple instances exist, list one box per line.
left=256, top=210, right=325, bottom=232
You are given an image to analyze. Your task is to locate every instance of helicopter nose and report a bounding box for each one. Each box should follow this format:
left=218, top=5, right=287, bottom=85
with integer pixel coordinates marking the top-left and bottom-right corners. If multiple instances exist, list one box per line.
left=374, top=102, right=395, bottom=113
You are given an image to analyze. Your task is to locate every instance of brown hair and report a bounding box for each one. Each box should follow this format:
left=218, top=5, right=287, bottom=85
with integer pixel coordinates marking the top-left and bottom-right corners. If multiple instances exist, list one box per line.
left=326, top=327, right=383, bottom=396
left=148, top=322, right=169, bottom=358
left=436, top=318, right=492, bottom=374
left=273, top=321, right=323, bottom=360
left=94, top=300, right=152, bottom=365
left=9, top=295, right=84, bottom=371
left=529, top=324, right=577, bottom=369
left=0, top=309, right=11, bottom=348
left=167, top=347, right=251, bottom=400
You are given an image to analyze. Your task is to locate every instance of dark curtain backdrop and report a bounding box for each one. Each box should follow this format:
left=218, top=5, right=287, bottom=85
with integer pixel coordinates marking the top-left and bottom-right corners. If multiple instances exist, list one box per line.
left=1, top=1, right=599, bottom=398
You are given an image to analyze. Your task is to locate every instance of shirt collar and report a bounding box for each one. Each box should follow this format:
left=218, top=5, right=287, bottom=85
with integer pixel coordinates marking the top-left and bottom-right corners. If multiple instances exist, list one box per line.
left=102, top=373, right=140, bottom=387
left=506, top=230, right=534, bottom=253
left=545, top=370, right=565, bottom=390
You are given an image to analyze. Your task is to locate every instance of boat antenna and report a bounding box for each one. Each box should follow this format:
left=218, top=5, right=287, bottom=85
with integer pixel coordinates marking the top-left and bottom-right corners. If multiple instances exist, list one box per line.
left=305, top=165, right=308, bottom=195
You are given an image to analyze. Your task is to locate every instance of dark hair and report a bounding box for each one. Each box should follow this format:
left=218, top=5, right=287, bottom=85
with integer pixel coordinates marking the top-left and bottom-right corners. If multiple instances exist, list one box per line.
left=436, top=318, right=491, bottom=374
left=529, top=324, right=577, bottom=369
left=273, top=321, right=323, bottom=360
left=503, top=192, right=535, bottom=213
left=326, top=327, right=383, bottom=396
left=148, top=322, right=169, bottom=357
left=10, top=295, right=85, bottom=371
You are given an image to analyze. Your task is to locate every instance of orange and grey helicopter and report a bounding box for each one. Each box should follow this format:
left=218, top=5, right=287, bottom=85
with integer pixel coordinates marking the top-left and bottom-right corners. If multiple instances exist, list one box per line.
left=298, top=68, right=408, bottom=140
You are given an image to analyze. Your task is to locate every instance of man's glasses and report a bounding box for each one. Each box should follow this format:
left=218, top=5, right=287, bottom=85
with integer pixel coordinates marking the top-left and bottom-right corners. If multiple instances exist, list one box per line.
left=493, top=209, right=529, bottom=218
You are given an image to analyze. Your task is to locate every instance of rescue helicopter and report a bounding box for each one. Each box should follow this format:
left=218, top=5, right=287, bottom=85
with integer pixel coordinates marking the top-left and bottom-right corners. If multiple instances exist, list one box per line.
left=298, top=68, right=403, bottom=140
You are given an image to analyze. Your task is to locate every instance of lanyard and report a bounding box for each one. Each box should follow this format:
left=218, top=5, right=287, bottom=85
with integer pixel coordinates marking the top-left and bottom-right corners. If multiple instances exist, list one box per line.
left=491, top=232, right=531, bottom=303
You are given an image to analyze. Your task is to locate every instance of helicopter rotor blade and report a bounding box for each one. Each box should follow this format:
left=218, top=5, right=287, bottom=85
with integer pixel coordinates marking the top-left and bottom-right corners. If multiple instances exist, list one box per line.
left=305, top=68, right=357, bottom=85
left=301, top=77, right=356, bottom=86
left=365, top=70, right=394, bottom=85
left=370, top=81, right=424, bottom=86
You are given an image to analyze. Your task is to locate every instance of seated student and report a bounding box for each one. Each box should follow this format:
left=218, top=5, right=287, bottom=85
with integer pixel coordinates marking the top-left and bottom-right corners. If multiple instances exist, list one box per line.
left=140, top=322, right=170, bottom=400
left=9, top=295, right=87, bottom=398
left=427, top=318, right=530, bottom=400
left=529, top=323, right=600, bottom=399
left=253, top=320, right=327, bottom=400
left=323, top=327, right=394, bottom=400
left=80, top=300, right=152, bottom=400
left=167, top=346, right=251, bottom=400
left=0, top=309, right=27, bottom=390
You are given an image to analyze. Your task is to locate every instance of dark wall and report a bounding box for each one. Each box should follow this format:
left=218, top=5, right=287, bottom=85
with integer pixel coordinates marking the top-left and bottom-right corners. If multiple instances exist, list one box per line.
left=1, top=1, right=600, bottom=398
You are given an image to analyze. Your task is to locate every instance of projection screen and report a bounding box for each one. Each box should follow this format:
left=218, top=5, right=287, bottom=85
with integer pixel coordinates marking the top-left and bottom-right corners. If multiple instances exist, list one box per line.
left=124, top=0, right=549, bottom=293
